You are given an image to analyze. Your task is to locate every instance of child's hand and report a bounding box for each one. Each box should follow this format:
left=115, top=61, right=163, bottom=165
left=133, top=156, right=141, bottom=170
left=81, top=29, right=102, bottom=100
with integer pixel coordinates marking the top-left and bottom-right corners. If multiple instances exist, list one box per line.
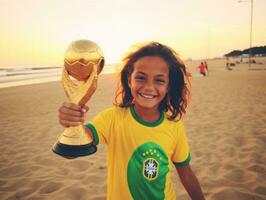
left=58, top=102, right=89, bottom=127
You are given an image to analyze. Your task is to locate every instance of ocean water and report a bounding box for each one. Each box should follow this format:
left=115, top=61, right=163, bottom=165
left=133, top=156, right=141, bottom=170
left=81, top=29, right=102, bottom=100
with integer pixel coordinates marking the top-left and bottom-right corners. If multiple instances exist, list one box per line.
left=0, top=64, right=118, bottom=88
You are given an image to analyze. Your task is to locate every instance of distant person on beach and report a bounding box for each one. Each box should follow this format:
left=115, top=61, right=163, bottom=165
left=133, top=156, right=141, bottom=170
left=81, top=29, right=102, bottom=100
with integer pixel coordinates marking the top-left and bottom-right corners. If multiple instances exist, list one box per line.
left=226, top=57, right=232, bottom=70
left=58, top=42, right=205, bottom=200
left=198, top=62, right=207, bottom=76
left=204, top=61, right=208, bottom=75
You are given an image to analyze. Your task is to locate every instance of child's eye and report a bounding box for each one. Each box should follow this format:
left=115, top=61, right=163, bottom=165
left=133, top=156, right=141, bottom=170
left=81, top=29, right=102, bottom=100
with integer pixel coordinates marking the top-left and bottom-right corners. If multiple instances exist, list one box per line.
left=156, top=79, right=165, bottom=84
left=135, top=76, right=145, bottom=81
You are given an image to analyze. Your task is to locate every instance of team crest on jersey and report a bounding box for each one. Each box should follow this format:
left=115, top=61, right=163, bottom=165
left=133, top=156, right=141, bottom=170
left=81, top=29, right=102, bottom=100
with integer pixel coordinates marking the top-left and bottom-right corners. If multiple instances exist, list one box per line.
left=127, top=142, right=169, bottom=199
left=143, top=158, right=159, bottom=180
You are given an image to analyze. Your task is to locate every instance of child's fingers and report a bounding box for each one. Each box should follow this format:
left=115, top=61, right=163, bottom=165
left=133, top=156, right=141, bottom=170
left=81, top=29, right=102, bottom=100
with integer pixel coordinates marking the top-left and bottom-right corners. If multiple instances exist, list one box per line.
left=63, top=102, right=82, bottom=111
left=59, top=113, right=83, bottom=122
left=81, top=105, right=89, bottom=113
left=59, top=119, right=81, bottom=127
left=59, top=105, right=83, bottom=117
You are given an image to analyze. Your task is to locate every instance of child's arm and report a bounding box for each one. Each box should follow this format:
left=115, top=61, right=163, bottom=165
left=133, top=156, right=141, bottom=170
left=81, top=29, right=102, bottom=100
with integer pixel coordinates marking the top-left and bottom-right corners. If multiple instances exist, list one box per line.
left=176, top=164, right=205, bottom=200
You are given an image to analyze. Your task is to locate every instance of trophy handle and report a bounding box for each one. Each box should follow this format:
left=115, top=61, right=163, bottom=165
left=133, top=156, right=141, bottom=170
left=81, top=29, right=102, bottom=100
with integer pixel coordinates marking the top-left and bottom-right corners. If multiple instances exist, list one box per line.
left=79, top=58, right=104, bottom=104
left=79, top=78, right=97, bottom=105
left=97, top=57, right=105, bottom=74
left=62, top=66, right=98, bottom=105
left=79, top=58, right=104, bottom=105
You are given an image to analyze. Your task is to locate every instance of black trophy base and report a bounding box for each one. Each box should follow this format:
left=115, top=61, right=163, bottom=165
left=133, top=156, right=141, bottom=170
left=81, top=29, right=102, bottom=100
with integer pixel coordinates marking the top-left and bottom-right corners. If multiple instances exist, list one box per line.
left=53, top=142, right=97, bottom=159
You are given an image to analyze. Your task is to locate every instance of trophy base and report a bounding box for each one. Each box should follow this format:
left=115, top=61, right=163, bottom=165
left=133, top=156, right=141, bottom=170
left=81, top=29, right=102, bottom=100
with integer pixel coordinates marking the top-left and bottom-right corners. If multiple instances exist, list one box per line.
left=52, top=142, right=97, bottom=158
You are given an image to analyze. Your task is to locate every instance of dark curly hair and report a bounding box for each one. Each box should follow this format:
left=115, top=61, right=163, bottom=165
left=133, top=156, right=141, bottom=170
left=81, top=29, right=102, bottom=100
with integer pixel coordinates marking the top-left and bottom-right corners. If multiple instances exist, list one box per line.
left=114, top=42, right=190, bottom=120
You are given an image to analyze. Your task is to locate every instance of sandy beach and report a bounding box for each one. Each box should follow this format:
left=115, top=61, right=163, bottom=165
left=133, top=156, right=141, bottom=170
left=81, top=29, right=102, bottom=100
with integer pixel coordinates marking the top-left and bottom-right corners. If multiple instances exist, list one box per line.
left=0, top=62, right=265, bottom=200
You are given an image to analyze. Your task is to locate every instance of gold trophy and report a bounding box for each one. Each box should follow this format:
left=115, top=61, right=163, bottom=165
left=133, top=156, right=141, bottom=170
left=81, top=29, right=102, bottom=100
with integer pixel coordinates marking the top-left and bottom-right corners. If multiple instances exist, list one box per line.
left=53, top=39, right=104, bottom=158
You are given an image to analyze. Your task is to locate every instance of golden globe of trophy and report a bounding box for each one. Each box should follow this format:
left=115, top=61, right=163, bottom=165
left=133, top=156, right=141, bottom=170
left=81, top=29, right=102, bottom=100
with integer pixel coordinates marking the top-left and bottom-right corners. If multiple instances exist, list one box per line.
left=53, top=39, right=104, bottom=158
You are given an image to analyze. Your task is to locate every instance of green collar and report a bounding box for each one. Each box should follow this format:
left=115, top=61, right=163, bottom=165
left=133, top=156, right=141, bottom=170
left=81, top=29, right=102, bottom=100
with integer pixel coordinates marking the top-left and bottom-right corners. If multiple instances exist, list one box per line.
left=130, top=105, right=164, bottom=127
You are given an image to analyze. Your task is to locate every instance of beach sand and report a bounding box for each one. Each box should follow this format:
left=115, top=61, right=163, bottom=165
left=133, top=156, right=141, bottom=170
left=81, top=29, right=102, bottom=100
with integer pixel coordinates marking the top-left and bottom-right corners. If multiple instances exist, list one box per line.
left=0, top=63, right=265, bottom=200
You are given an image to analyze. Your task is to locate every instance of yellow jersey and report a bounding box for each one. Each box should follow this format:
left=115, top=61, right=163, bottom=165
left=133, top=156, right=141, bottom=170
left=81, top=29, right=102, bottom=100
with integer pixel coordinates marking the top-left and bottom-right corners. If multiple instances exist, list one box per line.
left=86, top=106, right=190, bottom=200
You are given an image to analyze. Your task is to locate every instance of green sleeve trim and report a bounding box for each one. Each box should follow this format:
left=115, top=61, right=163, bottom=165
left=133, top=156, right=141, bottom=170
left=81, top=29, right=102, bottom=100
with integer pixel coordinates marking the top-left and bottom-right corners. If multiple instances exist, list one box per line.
left=173, top=153, right=191, bottom=167
left=85, top=123, right=99, bottom=145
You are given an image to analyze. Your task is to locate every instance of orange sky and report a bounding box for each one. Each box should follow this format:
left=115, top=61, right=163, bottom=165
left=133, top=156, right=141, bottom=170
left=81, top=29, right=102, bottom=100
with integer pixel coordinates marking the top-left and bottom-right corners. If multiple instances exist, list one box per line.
left=0, top=0, right=265, bottom=67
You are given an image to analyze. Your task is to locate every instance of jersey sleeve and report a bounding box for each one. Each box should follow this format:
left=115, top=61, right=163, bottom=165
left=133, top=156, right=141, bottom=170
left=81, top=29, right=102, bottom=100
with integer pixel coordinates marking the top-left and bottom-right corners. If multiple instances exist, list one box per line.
left=171, top=121, right=191, bottom=167
left=85, top=107, right=115, bottom=145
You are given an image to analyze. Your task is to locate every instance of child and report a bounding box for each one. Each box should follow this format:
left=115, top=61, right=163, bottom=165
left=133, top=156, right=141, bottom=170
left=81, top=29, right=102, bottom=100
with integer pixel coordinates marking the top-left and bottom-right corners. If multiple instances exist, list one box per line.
left=58, top=42, right=205, bottom=200
left=198, top=62, right=206, bottom=76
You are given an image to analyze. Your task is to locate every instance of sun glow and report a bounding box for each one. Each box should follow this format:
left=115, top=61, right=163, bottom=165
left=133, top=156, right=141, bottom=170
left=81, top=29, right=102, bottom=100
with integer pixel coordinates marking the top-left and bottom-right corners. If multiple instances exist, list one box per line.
left=0, top=0, right=265, bottom=67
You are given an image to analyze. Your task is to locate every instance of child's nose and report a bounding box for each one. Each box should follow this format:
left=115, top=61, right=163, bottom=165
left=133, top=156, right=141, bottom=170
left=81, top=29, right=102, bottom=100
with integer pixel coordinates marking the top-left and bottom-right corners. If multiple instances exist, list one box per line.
left=143, top=80, right=154, bottom=91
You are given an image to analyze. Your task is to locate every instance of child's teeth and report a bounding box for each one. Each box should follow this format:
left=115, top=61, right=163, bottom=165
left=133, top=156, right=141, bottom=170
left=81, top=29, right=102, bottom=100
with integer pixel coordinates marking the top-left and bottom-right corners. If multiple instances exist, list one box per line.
left=141, top=93, right=154, bottom=99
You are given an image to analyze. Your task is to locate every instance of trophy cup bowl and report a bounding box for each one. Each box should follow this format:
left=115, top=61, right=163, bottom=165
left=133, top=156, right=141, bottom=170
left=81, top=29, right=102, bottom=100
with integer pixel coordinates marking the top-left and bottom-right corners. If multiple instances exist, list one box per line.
left=53, top=39, right=104, bottom=158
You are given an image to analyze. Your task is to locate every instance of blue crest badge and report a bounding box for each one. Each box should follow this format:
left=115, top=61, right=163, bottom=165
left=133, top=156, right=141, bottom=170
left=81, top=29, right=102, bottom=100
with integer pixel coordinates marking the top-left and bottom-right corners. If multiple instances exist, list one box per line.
left=143, top=158, right=159, bottom=180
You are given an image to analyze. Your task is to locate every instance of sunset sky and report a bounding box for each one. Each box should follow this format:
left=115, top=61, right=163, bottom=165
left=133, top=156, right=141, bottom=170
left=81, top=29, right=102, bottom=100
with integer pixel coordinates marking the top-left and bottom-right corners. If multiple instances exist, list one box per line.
left=0, top=0, right=265, bottom=67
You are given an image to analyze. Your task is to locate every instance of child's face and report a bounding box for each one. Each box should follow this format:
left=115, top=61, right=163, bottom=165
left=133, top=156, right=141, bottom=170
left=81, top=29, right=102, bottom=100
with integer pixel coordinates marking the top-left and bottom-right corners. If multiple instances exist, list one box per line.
left=128, top=56, right=169, bottom=111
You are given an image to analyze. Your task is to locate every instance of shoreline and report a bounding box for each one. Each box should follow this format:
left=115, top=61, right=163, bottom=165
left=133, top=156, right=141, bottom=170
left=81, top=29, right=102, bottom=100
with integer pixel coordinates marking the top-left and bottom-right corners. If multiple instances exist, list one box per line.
left=0, top=71, right=117, bottom=89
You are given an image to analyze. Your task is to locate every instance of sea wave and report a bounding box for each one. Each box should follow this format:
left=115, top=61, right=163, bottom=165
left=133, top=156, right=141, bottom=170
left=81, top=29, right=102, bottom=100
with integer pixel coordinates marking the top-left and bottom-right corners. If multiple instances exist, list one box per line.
left=0, top=64, right=118, bottom=88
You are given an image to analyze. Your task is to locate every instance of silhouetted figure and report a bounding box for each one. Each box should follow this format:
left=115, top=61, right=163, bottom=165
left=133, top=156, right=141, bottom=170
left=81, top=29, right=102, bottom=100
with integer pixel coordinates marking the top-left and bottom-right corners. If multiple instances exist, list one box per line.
left=198, top=62, right=207, bottom=76
left=226, top=57, right=232, bottom=70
